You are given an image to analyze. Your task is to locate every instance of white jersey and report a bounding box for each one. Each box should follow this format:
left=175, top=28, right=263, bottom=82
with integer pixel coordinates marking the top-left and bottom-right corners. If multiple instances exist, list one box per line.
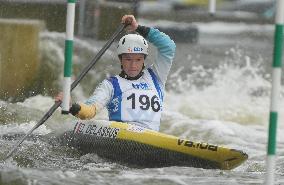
left=106, top=68, right=163, bottom=131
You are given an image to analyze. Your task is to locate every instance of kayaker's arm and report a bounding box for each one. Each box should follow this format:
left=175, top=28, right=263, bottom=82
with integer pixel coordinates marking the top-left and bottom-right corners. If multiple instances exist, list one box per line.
left=70, top=80, right=113, bottom=119
left=136, top=25, right=176, bottom=85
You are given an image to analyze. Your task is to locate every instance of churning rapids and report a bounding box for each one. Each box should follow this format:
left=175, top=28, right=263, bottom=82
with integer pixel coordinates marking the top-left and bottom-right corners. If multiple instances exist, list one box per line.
left=0, top=20, right=284, bottom=185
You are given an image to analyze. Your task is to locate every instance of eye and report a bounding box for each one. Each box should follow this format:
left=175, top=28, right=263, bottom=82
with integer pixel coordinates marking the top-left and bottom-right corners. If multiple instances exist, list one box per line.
left=123, top=58, right=131, bottom=62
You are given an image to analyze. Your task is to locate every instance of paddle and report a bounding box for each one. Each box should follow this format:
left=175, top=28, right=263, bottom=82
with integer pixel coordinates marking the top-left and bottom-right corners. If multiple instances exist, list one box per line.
left=3, top=23, right=127, bottom=161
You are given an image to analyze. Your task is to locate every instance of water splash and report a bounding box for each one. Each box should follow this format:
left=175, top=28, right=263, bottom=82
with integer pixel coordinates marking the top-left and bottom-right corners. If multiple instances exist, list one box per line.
left=39, top=31, right=120, bottom=98
left=166, top=46, right=283, bottom=125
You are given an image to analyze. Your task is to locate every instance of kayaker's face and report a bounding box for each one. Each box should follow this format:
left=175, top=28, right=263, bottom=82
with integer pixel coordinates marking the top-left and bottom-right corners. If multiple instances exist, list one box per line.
left=121, top=53, right=145, bottom=77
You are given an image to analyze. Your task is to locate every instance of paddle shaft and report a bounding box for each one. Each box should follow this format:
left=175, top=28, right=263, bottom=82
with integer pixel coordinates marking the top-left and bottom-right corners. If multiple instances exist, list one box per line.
left=4, top=23, right=127, bottom=160
left=71, top=23, right=126, bottom=90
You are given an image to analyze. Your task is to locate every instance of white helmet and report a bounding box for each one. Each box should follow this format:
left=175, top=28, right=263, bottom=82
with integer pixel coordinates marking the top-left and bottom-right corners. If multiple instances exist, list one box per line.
left=117, top=34, right=148, bottom=56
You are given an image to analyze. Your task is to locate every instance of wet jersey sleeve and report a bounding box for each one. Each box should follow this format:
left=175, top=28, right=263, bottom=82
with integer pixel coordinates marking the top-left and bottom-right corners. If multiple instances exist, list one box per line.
left=83, top=79, right=113, bottom=113
left=146, top=28, right=176, bottom=85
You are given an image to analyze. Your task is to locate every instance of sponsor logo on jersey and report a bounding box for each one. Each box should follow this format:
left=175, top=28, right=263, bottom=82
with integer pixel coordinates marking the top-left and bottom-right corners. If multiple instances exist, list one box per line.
left=111, top=97, right=119, bottom=112
left=132, top=82, right=150, bottom=90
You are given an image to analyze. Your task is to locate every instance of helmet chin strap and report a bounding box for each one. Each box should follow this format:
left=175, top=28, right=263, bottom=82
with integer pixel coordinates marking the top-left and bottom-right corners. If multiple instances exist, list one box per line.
left=119, top=64, right=145, bottom=80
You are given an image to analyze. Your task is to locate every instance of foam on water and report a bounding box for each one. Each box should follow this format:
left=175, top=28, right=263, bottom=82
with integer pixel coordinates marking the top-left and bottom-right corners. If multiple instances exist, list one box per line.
left=39, top=31, right=120, bottom=98
left=0, top=121, right=50, bottom=136
left=3, top=34, right=283, bottom=145
left=1, top=23, right=284, bottom=184
left=17, top=95, right=54, bottom=112
left=165, top=47, right=283, bottom=126
left=40, top=31, right=115, bottom=60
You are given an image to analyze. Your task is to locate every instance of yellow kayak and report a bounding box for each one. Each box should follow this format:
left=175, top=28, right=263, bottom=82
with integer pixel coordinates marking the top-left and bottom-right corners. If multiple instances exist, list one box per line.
left=62, top=120, right=248, bottom=170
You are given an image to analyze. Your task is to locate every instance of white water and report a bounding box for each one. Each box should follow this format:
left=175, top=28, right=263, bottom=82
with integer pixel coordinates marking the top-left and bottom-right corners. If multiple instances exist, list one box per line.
left=1, top=21, right=284, bottom=184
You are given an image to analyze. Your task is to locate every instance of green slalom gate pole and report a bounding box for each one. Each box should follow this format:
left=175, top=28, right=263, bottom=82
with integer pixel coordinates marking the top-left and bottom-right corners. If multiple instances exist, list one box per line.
left=62, top=0, right=76, bottom=114
left=265, top=0, right=284, bottom=184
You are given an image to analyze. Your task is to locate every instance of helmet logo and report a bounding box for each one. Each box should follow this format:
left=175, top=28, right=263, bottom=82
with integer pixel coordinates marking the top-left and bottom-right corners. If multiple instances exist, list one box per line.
left=134, top=47, right=143, bottom=52
left=128, top=48, right=132, bottom=52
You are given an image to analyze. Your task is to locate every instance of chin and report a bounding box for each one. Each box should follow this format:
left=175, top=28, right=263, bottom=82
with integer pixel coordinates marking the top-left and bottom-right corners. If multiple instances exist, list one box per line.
left=127, top=72, right=139, bottom=77
left=128, top=74, right=138, bottom=78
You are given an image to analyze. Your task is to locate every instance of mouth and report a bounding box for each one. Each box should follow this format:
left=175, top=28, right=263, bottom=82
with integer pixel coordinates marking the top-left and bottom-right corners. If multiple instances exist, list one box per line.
left=127, top=70, right=139, bottom=77
left=129, top=69, right=138, bottom=73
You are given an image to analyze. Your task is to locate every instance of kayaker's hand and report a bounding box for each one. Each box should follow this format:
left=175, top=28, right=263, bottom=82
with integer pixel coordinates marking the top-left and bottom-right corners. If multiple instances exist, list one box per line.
left=69, top=103, right=81, bottom=116
left=122, top=15, right=138, bottom=32
left=54, top=92, right=63, bottom=102
left=55, top=92, right=72, bottom=106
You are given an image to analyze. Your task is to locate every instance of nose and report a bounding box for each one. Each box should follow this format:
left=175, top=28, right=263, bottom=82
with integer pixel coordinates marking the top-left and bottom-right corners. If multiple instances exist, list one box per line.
left=129, top=60, right=139, bottom=67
